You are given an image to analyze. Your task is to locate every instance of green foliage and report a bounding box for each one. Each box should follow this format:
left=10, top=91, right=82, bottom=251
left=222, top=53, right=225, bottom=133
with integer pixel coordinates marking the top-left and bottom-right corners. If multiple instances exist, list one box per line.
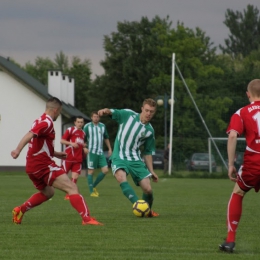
left=23, top=53, right=92, bottom=117
left=67, top=56, right=92, bottom=115
left=220, top=4, right=260, bottom=58
left=24, top=57, right=55, bottom=85
left=2, top=173, right=260, bottom=259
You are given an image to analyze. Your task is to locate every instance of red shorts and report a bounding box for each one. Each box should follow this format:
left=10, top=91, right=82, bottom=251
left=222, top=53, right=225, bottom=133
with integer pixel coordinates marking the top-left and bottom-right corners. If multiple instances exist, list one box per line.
left=62, top=160, right=82, bottom=174
left=27, top=163, right=65, bottom=190
left=237, top=166, right=260, bottom=192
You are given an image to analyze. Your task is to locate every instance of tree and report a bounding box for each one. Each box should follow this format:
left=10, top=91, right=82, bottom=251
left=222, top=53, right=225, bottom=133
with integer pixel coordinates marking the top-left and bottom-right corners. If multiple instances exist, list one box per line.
left=24, top=57, right=55, bottom=85
left=220, top=5, right=260, bottom=58
left=23, top=54, right=93, bottom=115
left=68, top=56, right=92, bottom=115
left=54, top=51, right=69, bottom=71
left=92, top=16, right=233, bottom=153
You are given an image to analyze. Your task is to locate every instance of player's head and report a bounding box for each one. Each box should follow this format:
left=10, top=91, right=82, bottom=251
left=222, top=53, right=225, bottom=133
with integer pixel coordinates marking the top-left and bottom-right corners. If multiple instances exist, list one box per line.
left=74, top=116, right=84, bottom=129
left=140, top=98, right=157, bottom=124
left=91, top=111, right=100, bottom=124
left=46, top=97, right=62, bottom=121
left=247, top=79, right=260, bottom=101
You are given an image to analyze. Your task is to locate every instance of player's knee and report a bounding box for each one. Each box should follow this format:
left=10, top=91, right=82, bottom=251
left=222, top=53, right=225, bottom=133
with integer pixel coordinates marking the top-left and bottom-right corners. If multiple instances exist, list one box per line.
left=42, top=187, right=55, bottom=198
left=67, top=182, right=79, bottom=194
left=102, top=168, right=109, bottom=174
left=142, top=186, right=152, bottom=194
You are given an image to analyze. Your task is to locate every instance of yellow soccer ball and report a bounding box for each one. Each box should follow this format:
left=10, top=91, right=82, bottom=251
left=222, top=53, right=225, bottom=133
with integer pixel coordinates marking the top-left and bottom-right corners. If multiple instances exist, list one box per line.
left=132, top=200, right=150, bottom=217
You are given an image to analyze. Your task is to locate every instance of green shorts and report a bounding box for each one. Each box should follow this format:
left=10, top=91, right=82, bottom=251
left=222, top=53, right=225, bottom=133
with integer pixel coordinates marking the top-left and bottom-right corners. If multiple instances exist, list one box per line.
left=87, top=152, right=107, bottom=169
left=111, top=158, right=152, bottom=186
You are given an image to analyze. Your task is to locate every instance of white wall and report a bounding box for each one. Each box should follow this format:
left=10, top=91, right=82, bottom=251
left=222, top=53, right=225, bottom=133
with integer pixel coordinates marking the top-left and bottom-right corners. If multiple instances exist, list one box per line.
left=0, top=71, right=62, bottom=167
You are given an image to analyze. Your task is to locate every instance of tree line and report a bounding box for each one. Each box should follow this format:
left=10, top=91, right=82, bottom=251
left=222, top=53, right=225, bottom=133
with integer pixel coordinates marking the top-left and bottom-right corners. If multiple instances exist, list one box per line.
left=13, top=4, right=260, bottom=158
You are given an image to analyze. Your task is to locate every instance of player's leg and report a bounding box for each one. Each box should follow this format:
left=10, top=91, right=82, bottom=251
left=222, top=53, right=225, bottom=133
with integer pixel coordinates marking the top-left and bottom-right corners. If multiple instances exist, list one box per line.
left=64, top=163, right=82, bottom=200
left=93, top=155, right=109, bottom=195
left=129, top=161, right=159, bottom=217
left=71, top=163, right=82, bottom=184
left=114, top=169, right=139, bottom=204
left=62, top=160, right=73, bottom=200
left=52, top=170, right=103, bottom=225
left=139, top=177, right=153, bottom=208
left=12, top=174, right=54, bottom=224
left=87, top=153, right=99, bottom=196
left=139, top=177, right=159, bottom=217
left=219, top=182, right=246, bottom=252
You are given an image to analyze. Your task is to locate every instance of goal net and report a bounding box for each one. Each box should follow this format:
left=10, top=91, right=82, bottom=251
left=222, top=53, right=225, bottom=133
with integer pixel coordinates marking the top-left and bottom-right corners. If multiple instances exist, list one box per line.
left=208, top=137, right=246, bottom=173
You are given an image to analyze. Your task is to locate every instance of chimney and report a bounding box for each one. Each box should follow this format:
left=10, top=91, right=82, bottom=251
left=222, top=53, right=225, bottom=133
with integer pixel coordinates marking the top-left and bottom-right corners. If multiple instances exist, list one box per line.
left=48, top=70, right=62, bottom=100
left=61, top=74, right=69, bottom=104
left=68, top=77, right=75, bottom=106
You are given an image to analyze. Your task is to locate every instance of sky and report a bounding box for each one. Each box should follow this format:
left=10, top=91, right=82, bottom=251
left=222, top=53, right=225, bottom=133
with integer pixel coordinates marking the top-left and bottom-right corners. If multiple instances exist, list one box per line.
left=1, top=0, right=259, bottom=78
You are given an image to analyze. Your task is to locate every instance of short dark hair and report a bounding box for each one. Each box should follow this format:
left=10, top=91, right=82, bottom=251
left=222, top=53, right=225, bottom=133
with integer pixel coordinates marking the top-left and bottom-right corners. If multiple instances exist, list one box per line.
left=91, top=111, right=98, bottom=117
left=143, top=98, right=157, bottom=108
left=74, top=116, right=84, bottom=122
left=46, top=97, right=62, bottom=109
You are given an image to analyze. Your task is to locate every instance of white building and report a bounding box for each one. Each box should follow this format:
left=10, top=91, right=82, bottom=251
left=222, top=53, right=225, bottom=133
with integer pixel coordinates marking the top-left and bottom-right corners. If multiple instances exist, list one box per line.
left=0, top=56, right=90, bottom=171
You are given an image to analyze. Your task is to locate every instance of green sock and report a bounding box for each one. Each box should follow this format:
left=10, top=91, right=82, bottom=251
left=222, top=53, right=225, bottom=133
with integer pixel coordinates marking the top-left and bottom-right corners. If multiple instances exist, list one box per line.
left=142, top=192, right=153, bottom=209
left=87, top=174, right=93, bottom=193
left=120, top=182, right=138, bottom=204
left=93, top=172, right=106, bottom=188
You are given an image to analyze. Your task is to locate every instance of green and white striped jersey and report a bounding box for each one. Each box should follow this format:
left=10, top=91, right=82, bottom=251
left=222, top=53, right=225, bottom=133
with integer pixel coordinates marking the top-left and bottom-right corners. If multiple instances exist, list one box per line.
left=83, top=122, right=109, bottom=155
left=111, top=109, right=155, bottom=161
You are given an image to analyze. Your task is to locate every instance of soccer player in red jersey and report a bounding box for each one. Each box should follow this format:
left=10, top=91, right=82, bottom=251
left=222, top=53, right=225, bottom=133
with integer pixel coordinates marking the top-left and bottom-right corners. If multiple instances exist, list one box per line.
left=11, top=97, right=103, bottom=226
left=61, top=116, right=88, bottom=200
left=219, top=79, right=260, bottom=252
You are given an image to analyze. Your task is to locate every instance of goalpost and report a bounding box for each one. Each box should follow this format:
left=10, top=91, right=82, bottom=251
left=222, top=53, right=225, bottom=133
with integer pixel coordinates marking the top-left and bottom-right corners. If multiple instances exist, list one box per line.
left=169, top=53, right=246, bottom=175
left=208, top=137, right=246, bottom=173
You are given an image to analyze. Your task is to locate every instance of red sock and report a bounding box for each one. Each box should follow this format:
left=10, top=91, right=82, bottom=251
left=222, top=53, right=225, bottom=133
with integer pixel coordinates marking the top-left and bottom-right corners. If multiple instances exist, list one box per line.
left=71, top=178, right=77, bottom=184
left=20, top=192, right=49, bottom=213
left=226, top=193, right=243, bottom=242
left=69, top=194, right=91, bottom=222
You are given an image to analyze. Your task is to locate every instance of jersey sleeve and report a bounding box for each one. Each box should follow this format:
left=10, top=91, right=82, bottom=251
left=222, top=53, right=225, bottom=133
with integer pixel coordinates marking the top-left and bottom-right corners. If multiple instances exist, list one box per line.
left=111, top=109, right=133, bottom=124
left=103, top=126, right=109, bottom=139
left=30, top=120, right=50, bottom=137
left=61, top=128, right=71, bottom=141
left=226, top=112, right=244, bottom=136
left=143, top=132, right=156, bottom=155
left=83, top=124, right=89, bottom=141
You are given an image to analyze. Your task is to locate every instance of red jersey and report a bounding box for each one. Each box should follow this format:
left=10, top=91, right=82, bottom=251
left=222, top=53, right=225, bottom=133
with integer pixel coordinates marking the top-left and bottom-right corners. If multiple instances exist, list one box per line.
left=26, top=113, right=56, bottom=173
left=62, top=126, right=85, bottom=162
left=227, top=101, right=260, bottom=171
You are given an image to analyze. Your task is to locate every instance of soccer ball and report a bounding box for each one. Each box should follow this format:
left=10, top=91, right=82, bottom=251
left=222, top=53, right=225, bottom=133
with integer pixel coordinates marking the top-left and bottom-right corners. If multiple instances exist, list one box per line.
left=132, top=200, right=150, bottom=217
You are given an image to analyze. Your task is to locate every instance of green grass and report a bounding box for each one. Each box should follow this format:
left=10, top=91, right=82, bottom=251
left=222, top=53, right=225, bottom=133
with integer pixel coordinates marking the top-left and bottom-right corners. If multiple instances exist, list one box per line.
left=1, top=171, right=260, bottom=259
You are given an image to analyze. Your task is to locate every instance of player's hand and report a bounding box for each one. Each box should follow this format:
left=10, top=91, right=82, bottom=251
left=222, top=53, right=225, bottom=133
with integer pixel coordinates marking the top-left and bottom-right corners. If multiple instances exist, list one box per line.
left=98, top=109, right=105, bottom=116
left=71, top=142, right=79, bottom=148
left=98, top=108, right=111, bottom=116
left=11, top=149, right=20, bottom=159
left=151, top=172, right=159, bottom=183
left=228, top=165, right=237, bottom=182
left=83, top=148, right=88, bottom=155
left=54, top=152, right=67, bottom=159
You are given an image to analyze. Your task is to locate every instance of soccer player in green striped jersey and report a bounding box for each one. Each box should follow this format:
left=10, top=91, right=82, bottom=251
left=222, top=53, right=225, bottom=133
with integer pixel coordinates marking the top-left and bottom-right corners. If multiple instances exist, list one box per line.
left=83, top=111, right=112, bottom=197
left=98, top=98, right=159, bottom=217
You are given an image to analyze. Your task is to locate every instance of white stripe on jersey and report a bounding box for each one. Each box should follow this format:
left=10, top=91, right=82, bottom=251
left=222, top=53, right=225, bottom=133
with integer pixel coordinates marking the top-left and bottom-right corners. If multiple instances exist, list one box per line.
left=32, top=140, right=52, bottom=160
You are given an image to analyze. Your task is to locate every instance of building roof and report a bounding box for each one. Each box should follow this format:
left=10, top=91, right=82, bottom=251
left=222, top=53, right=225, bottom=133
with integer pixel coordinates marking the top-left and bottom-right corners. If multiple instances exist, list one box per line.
left=0, top=56, right=90, bottom=121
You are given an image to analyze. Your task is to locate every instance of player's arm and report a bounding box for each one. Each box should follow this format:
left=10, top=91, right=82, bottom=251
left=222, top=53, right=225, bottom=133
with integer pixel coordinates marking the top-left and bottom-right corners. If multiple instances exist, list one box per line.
left=83, top=142, right=88, bottom=154
left=98, top=108, right=112, bottom=116
left=54, top=151, right=67, bottom=159
left=11, top=131, right=35, bottom=159
left=143, top=155, right=158, bottom=183
left=60, top=138, right=79, bottom=148
left=104, top=139, right=112, bottom=156
left=227, top=130, right=238, bottom=182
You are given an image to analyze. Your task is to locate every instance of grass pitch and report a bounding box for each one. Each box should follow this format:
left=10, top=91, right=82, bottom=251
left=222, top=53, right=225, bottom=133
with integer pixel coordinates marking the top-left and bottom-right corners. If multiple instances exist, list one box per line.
left=1, top=171, right=260, bottom=259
